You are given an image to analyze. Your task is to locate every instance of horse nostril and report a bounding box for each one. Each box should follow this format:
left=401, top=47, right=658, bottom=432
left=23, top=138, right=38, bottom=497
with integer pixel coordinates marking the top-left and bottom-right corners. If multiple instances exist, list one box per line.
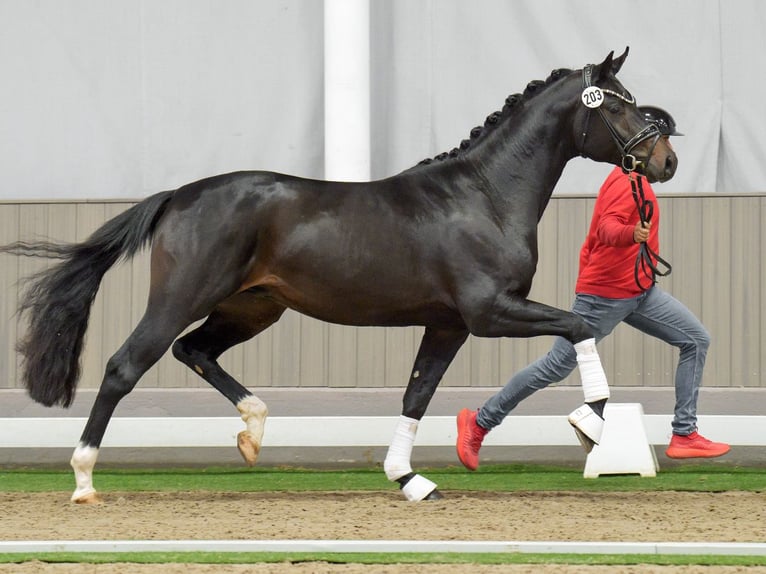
left=665, top=155, right=675, bottom=175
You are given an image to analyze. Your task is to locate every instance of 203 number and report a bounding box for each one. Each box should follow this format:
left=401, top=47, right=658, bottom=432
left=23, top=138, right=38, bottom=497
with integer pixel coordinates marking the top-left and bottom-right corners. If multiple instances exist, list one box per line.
left=581, top=87, right=604, bottom=108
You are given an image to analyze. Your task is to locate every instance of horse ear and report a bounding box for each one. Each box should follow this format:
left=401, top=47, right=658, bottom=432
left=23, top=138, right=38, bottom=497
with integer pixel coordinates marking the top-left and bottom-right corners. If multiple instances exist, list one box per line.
left=595, top=51, right=615, bottom=81
left=595, top=47, right=629, bottom=81
left=611, top=46, right=629, bottom=75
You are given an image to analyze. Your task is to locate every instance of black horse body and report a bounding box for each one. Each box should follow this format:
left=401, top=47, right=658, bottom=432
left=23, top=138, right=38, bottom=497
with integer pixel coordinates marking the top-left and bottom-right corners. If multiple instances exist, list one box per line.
left=174, top=164, right=547, bottom=331
left=1, top=49, right=676, bottom=502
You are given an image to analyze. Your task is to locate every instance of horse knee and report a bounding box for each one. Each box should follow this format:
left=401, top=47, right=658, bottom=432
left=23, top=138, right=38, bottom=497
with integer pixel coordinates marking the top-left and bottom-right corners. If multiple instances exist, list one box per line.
left=569, top=316, right=595, bottom=344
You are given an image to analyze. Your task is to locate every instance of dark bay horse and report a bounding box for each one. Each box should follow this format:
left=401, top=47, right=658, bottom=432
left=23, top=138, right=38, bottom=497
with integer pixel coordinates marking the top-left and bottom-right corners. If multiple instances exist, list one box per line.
left=1, top=48, right=676, bottom=503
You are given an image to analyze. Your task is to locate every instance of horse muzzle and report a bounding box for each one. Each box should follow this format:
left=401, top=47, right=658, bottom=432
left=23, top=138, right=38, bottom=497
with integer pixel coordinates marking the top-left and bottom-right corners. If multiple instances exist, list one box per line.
left=645, top=150, right=677, bottom=183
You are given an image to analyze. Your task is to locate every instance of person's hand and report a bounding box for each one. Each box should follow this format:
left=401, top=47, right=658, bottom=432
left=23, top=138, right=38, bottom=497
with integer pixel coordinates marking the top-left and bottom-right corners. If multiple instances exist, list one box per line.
left=633, top=221, right=651, bottom=243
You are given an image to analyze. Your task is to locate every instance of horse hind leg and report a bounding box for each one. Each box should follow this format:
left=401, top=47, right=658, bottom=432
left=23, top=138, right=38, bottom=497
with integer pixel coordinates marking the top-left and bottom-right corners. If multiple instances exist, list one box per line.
left=71, top=309, right=193, bottom=504
left=172, top=294, right=286, bottom=466
left=384, top=327, right=468, bottom=501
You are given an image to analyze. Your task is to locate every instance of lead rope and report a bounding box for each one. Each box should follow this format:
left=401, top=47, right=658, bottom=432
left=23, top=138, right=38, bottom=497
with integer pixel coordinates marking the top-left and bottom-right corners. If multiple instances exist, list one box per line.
left=629, top=174, right=672, bottom=291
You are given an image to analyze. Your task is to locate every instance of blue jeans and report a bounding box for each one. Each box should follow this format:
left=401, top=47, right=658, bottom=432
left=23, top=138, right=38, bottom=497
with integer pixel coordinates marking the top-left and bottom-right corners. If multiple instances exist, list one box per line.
left=477, top=286, right=710, bottom=436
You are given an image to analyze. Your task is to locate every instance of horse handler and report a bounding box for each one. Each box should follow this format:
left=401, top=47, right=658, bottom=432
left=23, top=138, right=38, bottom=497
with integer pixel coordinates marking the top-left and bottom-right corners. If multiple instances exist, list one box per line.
left=456, top=106, right=730, bottom=470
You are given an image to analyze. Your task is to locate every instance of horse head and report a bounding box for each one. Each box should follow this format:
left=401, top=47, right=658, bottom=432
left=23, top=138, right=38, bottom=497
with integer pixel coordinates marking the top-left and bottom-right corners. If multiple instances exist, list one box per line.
left=575, top=48, right=678, bottom=183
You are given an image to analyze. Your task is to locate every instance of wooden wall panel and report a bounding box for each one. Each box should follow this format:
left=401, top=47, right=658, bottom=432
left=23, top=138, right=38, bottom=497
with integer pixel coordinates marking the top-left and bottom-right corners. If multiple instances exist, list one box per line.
left=730, top=196, right=763, bottom=387
left=0, top=204, right=19, bottom=389
left=0, top=195, right=763, bottom=393
left=699, top=196, right=733, bottom=388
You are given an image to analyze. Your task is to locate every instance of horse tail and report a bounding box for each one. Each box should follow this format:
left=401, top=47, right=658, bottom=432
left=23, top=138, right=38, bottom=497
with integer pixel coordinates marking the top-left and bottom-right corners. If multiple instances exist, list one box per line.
left=2, top=190, right=175, bottom=407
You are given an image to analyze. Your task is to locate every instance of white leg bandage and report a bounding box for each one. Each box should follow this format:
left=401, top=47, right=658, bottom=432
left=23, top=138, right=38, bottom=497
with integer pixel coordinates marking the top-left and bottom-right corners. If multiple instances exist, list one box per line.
left=574, top=338, right=610, bottom=403
left=70, top=443, right=99, bottom=502
left=384, top=415, right=418, bottom=481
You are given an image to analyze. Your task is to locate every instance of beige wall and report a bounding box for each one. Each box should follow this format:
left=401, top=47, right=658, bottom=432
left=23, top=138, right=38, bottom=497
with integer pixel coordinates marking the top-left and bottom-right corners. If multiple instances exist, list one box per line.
left=1, top=194, right=764, bottom=392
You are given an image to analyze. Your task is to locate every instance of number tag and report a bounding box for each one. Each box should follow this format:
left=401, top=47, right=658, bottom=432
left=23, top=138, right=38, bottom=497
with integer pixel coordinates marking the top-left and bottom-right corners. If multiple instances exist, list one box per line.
left=581, top=86, right=604, bottom=109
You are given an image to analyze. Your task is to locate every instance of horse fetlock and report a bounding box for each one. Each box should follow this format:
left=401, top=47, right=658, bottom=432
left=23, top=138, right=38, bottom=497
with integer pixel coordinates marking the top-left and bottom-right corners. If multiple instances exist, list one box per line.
left=237, top=397, right=268, bottom=435
left=384, top=456, right=413, bottom=481
left=384, top=415, right=419, bottom=480
left=70, top=444, right=99, bottom=503
left=236, top=397, right=268, bottom=466
left=237, top=396, right=268, bottom=421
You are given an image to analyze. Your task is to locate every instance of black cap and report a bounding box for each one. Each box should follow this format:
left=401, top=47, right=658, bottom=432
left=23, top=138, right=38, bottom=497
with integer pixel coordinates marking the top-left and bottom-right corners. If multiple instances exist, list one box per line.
left=639, top=106, right=683, bottom=136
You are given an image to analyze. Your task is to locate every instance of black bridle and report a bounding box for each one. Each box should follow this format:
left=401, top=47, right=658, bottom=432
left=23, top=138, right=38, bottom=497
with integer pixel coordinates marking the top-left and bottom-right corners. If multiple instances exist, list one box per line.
left=579, top=64, right=663, bottom=173
left=579, top=64, right=671, bottom=291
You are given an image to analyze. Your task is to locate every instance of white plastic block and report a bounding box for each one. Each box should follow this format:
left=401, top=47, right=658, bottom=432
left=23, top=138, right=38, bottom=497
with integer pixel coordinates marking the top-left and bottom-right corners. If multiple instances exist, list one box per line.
left=583, top=403, right=659, bottom=478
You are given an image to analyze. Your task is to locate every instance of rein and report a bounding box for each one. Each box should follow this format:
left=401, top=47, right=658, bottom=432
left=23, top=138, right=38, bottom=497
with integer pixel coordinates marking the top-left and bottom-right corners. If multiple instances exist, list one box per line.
left=629, top=174, right=672, bottom=291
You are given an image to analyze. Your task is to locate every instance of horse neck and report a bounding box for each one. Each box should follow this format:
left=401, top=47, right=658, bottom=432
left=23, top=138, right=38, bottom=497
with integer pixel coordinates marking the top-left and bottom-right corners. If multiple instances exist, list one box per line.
left=461, top=92, right=580, bottom=219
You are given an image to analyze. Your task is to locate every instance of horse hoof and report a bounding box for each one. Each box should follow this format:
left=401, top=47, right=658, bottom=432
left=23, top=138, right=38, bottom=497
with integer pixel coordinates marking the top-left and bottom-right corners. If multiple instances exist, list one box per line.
left=237, top=430, right=261, bottom=466
left=568, top=404, right=603, bottom=451
left=72, top=491, right=103, bottom=505
left=397, top=473, right=440, bottom=502
left=571, top=425, right=596, bottom=454
left=423, top=489, right=444, bottom=501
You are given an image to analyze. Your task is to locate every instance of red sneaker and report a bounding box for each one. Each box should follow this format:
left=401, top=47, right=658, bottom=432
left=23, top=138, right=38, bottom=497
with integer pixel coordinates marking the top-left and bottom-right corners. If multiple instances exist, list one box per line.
left=665, top=431, right=730, bottom=459
left=456, top=408, right=489, bottom=471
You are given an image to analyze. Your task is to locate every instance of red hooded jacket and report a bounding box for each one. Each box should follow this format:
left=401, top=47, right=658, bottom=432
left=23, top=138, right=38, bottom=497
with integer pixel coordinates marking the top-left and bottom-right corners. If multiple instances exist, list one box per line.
left=575, top=166, right=660, bottom=298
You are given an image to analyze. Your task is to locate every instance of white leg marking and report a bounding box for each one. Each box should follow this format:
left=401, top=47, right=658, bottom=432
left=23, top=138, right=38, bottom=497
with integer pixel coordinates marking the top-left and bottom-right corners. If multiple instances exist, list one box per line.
left=237, top=396, right=269, bottom=443
left=236, top=396, right=268, bottom=465
left=384, top=415, right=418, bottom=481
left=70, top=443, right=99, bottom=502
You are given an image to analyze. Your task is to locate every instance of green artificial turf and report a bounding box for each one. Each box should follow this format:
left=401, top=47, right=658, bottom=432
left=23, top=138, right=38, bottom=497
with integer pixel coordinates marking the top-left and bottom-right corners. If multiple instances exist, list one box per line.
left=0, top=463, right=763, bottom=493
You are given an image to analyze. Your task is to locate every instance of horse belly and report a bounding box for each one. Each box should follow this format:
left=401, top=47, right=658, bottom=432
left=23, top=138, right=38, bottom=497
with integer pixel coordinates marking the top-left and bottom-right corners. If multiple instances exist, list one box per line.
left=239, top=198, right=466, bottom=327
left=245, top=273, right=463, bottom=329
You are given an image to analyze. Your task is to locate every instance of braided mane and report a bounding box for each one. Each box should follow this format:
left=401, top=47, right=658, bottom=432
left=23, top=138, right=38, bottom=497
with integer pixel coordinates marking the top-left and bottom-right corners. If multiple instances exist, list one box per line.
left=417, top=68, right=575, bottom=166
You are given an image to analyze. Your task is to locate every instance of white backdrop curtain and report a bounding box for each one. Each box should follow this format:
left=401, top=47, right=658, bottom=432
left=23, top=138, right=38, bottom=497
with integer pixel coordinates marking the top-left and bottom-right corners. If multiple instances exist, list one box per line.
left=1, top=0, right=764, bottom=199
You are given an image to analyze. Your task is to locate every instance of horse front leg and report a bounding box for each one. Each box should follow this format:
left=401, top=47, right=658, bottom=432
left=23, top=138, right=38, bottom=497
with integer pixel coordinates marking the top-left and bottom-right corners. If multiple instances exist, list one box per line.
left=464, top=292, right=609, bottom=452
left=384, top=327, right=468, bottom=501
